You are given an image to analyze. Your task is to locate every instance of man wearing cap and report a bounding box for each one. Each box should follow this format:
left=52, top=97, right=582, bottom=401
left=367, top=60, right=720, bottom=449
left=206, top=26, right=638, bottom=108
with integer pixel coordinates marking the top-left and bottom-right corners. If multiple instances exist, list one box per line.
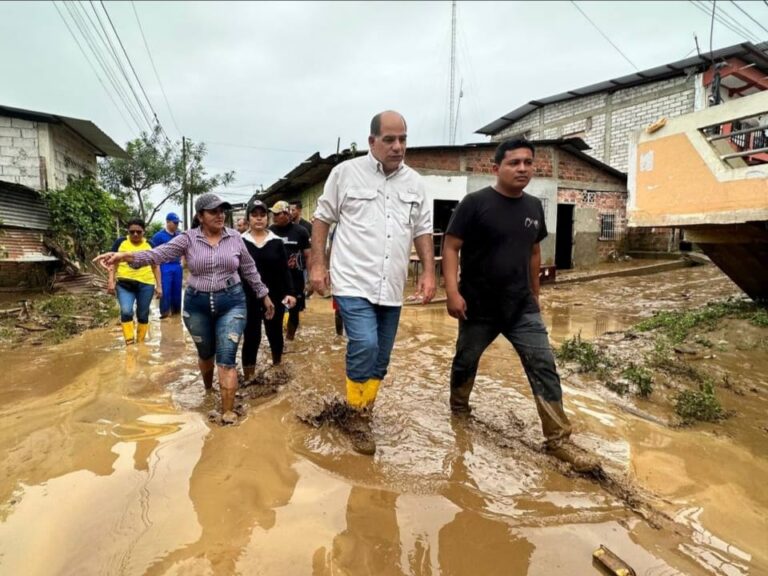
left=269, top=200, right=311, bottom=341
left=151, top=212, right=184, bottom=318
left=310, top=110, right=436, bottom=455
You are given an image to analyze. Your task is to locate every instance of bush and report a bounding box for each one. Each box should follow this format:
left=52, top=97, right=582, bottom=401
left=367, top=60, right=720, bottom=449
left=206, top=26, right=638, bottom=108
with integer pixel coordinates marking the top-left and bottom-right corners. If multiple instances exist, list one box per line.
left=41, top=176, right=128, bottom=263
left=557, top=333, right=612, bottom=373
left=622, top=363, right=653, bottom=397
left=675, top=380, right=724, bottom=424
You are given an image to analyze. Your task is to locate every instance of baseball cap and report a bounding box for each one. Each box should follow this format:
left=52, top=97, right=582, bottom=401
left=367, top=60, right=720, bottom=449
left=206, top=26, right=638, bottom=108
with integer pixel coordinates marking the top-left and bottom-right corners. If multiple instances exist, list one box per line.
left=195, top=193, right=232, bottom=212
left=270, top=200, right=290, bottom=214
left=166, top=212, right=182, bottom=223
left=247, top=200, right=268, bottom=213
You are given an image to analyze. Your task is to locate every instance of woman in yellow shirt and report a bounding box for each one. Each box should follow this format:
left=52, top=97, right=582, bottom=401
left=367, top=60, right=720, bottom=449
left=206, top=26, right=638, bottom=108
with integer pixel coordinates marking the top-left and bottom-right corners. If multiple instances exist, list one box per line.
left=107, top=219, right=161, bottom=344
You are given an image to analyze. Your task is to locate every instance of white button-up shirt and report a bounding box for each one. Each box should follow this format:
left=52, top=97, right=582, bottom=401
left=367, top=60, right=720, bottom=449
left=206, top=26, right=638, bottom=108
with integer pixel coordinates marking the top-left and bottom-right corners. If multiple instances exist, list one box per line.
left=314, top=152, right=432, bottom=306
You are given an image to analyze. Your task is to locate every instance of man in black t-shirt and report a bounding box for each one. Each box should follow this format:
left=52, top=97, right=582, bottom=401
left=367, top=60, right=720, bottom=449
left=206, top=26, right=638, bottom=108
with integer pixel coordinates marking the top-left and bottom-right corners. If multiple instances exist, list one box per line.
left=443, top=139, right=598, bottom=473
left=270, top=200, right=311, bottom=340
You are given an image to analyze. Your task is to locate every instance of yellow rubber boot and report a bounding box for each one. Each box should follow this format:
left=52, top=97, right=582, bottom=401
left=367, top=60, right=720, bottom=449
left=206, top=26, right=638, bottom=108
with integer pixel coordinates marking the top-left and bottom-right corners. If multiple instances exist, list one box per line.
left=121, top=321, right=135, bottom=345
left=136, top=323, right=149, bottom=343
left=360, top=378, right=381, bottom=408
left=346, top=377, right=366, bottom=409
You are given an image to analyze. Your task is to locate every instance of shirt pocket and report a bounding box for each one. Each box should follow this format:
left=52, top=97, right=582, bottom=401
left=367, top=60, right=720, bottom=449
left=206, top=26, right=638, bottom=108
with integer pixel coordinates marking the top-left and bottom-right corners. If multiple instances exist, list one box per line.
left=397, top=188, right=422, bottom=227
left=342, top=186, right=378, bottom=219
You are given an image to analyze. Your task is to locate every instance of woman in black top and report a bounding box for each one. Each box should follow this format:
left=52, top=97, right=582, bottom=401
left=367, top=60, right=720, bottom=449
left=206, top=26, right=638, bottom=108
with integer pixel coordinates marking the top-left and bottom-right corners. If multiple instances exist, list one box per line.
left=241, top=200, right=296, bottom=379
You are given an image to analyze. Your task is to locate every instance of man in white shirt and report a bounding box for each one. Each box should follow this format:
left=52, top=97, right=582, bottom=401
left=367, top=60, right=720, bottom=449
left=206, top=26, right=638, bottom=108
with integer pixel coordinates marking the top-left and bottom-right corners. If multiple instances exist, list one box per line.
left=310, top=110, right=436, bottom=455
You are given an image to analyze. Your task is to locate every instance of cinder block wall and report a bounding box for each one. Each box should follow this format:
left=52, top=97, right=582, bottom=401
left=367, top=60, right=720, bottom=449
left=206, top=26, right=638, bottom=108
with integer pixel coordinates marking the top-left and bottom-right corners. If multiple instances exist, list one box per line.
left=0, top=115, right=41, bottom=189
left=50, top=124, right=98, bottom=189
left=493, top=76, right=697, bottom=173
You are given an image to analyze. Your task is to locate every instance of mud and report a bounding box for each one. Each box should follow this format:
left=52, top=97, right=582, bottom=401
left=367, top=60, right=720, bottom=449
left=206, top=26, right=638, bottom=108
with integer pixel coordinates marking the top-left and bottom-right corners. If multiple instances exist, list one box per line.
left=0, top=263, right=765, bottom=575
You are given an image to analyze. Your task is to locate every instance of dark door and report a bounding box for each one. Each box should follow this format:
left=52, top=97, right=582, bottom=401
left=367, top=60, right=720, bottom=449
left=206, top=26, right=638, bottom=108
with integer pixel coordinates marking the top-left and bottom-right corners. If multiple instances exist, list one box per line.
left=555, top=203, right=574, bottom=270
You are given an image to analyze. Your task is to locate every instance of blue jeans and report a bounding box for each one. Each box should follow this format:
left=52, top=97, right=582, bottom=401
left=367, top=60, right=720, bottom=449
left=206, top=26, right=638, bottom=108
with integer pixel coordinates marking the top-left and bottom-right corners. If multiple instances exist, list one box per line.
left=182, top=283, right=247, bottom=367
left=334, top=296, right=402, bottom=382
left=116, top=280, right=155, bottom=323
left=159, top=262, right=183, bottom=316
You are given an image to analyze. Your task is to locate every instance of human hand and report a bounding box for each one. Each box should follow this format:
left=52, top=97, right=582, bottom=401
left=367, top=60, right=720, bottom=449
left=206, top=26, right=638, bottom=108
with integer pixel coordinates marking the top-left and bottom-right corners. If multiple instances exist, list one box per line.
left=310, top=263, right=329, bottom=296
left=264, top=295, right=275, bottom=320
left=107, top=280, right=115, bottom=295
left=155, top=287, right=163, bottom=299
left=282, top=295, right=297, bottom=309
left=93, top=252, right=123, bottom=269
left=287, top=254, right=298, bottom=269
left=446, top=291, right=467, bottom=320
left=417, top=271, right=436, bottom=304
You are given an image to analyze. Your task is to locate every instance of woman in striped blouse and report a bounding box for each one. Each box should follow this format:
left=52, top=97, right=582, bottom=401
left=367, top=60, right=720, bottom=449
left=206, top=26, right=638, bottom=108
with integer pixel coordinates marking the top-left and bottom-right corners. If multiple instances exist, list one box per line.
left=95, top=193, right=274, bottom=425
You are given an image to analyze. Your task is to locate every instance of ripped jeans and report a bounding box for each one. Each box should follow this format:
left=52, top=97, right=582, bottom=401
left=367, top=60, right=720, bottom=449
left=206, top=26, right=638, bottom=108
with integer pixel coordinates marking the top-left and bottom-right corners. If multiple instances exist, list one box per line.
left=182, top=283, right=247, bottom=367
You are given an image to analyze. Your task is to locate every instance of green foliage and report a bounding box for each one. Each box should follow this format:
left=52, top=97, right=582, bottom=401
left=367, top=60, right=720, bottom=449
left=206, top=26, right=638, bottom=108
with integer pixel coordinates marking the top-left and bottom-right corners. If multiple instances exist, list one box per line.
left=557, top=333, right=612, bottom=374
left=605, top=380, right=629, bottom=396
left=41, top=177, right=127, bottom=263
left=635, top=300, right=767, bottom=344
left=622, top=363, right=653, bottom=397
left=40, top=295, right=77, bottom=316
left=100, top=126, right=235, bottom=225
left=145, top=221, right=163, bottom=239
left=675, top=379, right=725, bottom=424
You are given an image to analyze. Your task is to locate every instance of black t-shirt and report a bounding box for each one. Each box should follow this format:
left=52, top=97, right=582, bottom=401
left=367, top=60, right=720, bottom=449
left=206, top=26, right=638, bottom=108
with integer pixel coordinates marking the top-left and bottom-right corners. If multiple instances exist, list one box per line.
left=241, top=234, right=295, bottom=303
left=446, top=186, right=547, bottom=318
left=296, top=218, right=312, bottom=241
left=269, top=222, right=310, bottom=290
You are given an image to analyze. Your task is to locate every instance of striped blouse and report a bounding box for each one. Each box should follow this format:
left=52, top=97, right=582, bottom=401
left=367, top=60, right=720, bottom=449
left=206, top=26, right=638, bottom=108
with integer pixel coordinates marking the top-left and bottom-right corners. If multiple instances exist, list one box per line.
left=130, top=227, right=269, bottom=297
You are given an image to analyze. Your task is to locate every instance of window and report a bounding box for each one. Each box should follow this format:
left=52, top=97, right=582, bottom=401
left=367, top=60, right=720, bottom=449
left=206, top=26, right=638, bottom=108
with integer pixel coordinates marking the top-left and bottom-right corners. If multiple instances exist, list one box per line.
left=581, top=190, right=596, bottom=204
left=600, top=213, right=616, bottom=240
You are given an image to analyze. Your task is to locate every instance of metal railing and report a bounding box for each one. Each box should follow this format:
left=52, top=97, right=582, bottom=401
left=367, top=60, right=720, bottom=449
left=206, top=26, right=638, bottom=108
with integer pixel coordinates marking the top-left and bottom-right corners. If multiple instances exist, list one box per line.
left=703, top=116, right=768, bottom=163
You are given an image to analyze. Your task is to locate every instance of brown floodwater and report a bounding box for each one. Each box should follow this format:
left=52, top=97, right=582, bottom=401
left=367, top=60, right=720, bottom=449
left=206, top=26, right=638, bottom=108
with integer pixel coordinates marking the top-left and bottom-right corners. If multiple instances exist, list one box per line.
left=0, top=264, right=765, bottom=575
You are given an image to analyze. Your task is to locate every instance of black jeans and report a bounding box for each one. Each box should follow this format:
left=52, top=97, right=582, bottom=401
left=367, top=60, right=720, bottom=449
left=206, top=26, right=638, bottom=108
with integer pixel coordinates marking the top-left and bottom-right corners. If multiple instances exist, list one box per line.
left=242, top=297, right=286, bottom=365
left=450, top=310, right=563, bottom=411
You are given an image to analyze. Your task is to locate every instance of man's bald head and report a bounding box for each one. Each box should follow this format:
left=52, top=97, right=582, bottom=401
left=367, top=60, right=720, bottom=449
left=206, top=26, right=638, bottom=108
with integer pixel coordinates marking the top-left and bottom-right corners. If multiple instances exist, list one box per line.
left=370, top=110, right=407, bottom=137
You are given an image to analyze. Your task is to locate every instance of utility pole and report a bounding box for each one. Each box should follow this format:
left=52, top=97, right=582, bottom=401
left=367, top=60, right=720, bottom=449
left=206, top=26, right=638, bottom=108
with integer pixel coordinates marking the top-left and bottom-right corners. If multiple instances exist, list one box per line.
left=448, top=0, right=457, bottom=144
left=181, top=136, right=188, bottom=229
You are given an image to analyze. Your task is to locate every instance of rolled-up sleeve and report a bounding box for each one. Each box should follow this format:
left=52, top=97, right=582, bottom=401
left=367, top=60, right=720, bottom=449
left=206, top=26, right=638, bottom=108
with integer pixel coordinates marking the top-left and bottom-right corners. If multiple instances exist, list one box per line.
left=413, top=180, right=433, bottom=237
left=238, top=239, right=269, bottom=298
left=313, top=167, right=341, bottom=225
left=132, top=234, right=189, bottom=267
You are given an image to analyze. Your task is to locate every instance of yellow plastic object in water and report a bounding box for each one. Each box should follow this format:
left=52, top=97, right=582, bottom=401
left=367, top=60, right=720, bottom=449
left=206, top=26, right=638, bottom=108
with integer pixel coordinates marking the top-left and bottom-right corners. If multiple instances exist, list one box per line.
left=593, top=545, right=636, bottom=576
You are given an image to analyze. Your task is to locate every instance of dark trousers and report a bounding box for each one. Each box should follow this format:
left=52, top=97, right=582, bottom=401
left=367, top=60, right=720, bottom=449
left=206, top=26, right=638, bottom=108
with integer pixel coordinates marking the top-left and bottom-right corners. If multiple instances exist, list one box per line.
left=242, top=298, right=286, bottom=365
left=450, top=310, right=571, bottom=444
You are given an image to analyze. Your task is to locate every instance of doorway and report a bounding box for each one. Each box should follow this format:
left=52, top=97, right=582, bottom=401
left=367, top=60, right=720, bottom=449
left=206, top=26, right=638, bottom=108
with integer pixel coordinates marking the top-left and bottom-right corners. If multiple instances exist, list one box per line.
left=556, top=203, right=574, bottom=270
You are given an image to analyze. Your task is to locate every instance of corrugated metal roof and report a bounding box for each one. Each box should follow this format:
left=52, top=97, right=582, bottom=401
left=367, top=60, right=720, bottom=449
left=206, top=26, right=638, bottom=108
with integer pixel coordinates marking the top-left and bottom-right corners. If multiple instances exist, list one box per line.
left=0, top=104, right=127, bottom=158
left=0, top=227, right=57, bottom=262
left=259, top=138, right=625, bottom=200
left=0, top=180, right=51, bottom=230
left=477, top=41, right=768, bottom=135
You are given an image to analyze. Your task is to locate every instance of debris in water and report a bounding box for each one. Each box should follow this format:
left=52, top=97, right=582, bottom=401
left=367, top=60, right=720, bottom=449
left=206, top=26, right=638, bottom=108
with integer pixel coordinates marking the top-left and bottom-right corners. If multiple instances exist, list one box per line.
left=593, top=544, right=636, bottom=575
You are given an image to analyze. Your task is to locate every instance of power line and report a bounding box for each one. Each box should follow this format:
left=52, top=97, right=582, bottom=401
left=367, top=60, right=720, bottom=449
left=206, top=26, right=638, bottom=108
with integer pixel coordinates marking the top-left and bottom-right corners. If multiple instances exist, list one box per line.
left=52, top=1, right=134, bottom=133
left=729, top=0, right=768, bottom=36
left=63, top=1, right=146, bottom=132
left=569, top=1, right=639, bottom=71
left=711, top=1, right=761, bottom=42
left=688, top=1, right=758, bottom=43
left=99, top=0, right=171, bottom=141
left=84, top=0, right=155, bottom=131
left=130, top=1, right=182, bottom=136
left=710, top=0, right=716, bottom=58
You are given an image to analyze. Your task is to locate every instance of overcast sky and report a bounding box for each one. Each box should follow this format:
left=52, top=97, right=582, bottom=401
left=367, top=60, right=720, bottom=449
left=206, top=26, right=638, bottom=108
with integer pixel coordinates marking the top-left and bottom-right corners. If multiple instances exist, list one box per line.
left=1, top=1, right=766, bottom=216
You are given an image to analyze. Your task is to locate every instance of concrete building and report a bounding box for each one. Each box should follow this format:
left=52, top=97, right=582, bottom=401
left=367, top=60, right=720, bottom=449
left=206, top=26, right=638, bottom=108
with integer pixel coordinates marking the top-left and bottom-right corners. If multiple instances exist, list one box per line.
left=477, top=41, right=768, bottom=254
left=258, top=139, right=626, bottom=271
left=0, top=105, right=126, bottom=289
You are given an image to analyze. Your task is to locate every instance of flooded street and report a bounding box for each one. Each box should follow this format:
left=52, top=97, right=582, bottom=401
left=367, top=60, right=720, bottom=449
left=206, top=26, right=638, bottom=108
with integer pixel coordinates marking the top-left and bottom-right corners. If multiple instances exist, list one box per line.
left=1, top=264, right=765, bottom=575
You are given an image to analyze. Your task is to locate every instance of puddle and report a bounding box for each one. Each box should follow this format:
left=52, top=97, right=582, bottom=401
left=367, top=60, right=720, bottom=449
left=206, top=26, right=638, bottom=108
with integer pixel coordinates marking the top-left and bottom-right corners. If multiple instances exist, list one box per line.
left=0, top=264, right=764, bottom=575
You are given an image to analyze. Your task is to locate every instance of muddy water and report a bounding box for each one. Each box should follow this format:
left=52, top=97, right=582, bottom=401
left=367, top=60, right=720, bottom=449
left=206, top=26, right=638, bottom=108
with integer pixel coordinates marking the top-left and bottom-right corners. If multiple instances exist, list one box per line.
left=0, top=264, right=764, bottom=575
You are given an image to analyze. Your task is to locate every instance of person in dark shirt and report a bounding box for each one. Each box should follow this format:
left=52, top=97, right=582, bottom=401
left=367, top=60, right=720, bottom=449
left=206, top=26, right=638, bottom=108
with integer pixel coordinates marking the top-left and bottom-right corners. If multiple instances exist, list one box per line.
left=289, top=199, right=313, bottom=239
left=269, top=200, right=310, bottom=341
left=240, top=200, right=296, bottom=380
left=150, top=212, right=183, bottom=318
left=443, top=138, right=598, bottom=473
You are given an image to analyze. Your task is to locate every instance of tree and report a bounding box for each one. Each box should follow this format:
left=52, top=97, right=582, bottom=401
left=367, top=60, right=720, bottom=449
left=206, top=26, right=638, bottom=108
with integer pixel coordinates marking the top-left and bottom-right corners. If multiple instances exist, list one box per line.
left=41, top=176, right=128, bottom=263
left=100, top=127, right=235, bottom=225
